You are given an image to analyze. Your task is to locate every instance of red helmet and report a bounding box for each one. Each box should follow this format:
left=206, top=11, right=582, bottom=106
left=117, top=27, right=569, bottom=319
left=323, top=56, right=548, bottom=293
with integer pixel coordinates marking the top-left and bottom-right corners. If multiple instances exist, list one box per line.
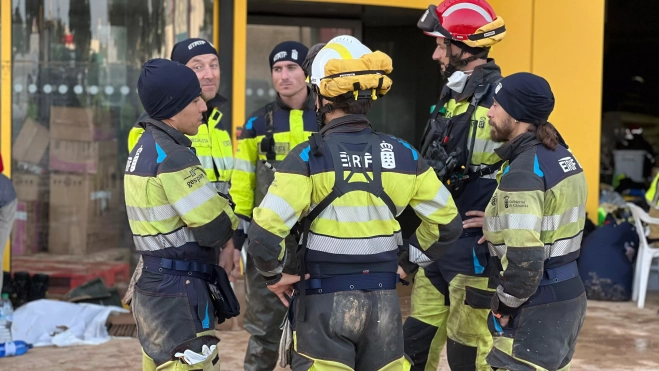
left=417, top=0, right=506, bottom=48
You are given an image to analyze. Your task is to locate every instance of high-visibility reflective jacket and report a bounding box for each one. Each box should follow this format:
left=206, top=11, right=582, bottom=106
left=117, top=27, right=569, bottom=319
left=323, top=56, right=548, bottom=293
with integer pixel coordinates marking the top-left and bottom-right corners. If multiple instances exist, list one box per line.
left=435, top=60, right=503, bottom=175
left=247, top=115, right=462, bottom=277
left=483, top=132, right=587, bottom=314
left=128, top=95, right=234, bottom=194
left=124, top=118, right=238, bottom=261
left=230, top=89, right=316, bottom=245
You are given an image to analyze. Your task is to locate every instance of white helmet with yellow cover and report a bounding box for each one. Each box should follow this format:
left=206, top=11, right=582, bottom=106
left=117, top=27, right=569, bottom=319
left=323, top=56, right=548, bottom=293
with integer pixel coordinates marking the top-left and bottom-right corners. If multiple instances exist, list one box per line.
left=310, top=35, right=393, bottom=102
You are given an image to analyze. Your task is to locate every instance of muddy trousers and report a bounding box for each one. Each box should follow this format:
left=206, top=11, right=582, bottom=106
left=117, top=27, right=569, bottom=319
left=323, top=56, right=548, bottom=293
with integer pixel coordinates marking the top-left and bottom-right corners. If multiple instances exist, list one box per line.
left=403, top=270, right=492, bottom=371
left=243, top=234, right=298, bottom=371
left=403, top=236, right=493, bottom=371
left=486, top=277, right=587, bottom=371
left=291, top=289, right=411, bottom=371
left=133, top=271, right=221, bottom=371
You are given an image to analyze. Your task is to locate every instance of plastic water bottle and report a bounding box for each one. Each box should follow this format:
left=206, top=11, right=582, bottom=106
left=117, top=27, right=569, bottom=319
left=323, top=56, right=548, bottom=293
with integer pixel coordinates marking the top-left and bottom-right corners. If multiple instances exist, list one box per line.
left=0, top=293, right=13, bottom=343
left=0, top=341, right=32, bottom=357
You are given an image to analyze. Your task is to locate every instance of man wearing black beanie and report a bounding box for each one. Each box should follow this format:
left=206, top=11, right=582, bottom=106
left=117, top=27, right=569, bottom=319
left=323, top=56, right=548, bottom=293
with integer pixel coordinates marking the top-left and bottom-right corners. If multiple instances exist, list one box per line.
left=124, top=38, right=238, bottom=308
left=483, top=72, right=588, bottom=370
left=126, top=58, right=239, bottom=371
left=230, top=40, right=315, bottom=371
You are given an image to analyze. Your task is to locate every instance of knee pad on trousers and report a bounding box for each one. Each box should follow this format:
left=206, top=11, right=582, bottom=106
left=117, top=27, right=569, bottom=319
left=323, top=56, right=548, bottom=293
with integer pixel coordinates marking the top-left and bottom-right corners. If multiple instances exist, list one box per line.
left=447, top=338, right=478, bottom=371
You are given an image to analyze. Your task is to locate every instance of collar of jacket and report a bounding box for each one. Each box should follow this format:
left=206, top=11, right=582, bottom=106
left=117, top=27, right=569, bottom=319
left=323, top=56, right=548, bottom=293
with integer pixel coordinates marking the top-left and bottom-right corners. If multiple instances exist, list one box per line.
left=441, top=59, right=502, bottom=103
left=203, top=94, right=228, bottom=121
left=494, top=131, right=541, bottom=162
left=320, top=114, right=372, bottom=136
left=275, top=86, right=316, bottom=111
left=206, top=94, right=228, bottom=111
left=141, top=117, right=193, bottom=148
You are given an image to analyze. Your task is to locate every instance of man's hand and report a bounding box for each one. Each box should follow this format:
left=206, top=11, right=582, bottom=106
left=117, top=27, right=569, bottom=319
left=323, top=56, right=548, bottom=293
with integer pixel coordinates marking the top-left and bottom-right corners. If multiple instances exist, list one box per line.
left=464, top=210, right=487, bottom=244
left=219, top=239, right=235, bottom=281
left=267, top=273, right=309, bottom=307
left=397, top=265, right=407, bottom=280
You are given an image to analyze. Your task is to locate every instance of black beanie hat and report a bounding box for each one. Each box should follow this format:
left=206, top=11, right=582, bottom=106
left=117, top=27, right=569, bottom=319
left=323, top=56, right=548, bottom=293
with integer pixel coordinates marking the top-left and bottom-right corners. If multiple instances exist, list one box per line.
left=138, top=59, right=201, bottom=120
left=171, top=38, right=218, bottom=65
left=493, top=72, right=555, bottom=125
left=269, top=41, right=309, bottom=70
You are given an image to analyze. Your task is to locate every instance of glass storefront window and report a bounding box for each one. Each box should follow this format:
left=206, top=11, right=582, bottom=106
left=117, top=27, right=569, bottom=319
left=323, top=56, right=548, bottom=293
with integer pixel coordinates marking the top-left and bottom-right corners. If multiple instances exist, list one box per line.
left=8, top=0, right=214, bottom=298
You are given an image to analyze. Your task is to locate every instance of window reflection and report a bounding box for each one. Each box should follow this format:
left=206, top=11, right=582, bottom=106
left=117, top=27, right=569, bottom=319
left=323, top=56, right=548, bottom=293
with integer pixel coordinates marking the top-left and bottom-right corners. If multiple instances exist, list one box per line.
left=9, top=0, right=213, bottom=296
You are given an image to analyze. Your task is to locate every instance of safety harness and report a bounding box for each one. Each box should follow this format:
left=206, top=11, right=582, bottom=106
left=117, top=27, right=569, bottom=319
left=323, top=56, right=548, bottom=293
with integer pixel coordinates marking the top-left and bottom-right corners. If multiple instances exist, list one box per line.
left=294, top=130, right=400, bottom=321
left=420, top=80, right=501, bottom=194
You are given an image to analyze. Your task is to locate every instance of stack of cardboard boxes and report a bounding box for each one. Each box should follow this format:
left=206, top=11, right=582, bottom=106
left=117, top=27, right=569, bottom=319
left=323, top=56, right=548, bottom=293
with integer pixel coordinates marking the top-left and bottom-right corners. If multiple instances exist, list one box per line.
left=11, top=106, right=125, bottom=257
left=12, top=119, right=50, bottom=256
left=47, top=106, right=123, bottom=255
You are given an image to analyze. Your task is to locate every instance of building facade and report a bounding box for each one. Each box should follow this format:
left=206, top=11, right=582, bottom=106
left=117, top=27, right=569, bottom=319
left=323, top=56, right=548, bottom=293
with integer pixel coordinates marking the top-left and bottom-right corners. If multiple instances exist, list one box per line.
left=0, top=0, right=603, bottom=280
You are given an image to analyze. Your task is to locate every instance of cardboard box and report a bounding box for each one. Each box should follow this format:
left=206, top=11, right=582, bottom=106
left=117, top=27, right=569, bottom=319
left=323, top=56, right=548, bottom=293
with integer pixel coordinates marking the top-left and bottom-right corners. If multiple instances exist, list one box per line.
left=48, top=165, right=125, bottom=255
left=12, top=201, right=46, bottom=256
left=12, top=173, right=48, bottom=202
left=12, top=118, right=49, bottom=165
left=50, top=106, right=114, bottom=142
left=49, top=139, right=118, bottom=174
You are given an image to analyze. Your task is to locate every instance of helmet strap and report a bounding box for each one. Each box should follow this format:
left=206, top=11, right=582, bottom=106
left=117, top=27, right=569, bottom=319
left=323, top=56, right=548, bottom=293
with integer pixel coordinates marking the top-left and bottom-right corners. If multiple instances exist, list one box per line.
left=316, top=98, right=333, bottom=129
left=444, top=39, right=488, bottom=75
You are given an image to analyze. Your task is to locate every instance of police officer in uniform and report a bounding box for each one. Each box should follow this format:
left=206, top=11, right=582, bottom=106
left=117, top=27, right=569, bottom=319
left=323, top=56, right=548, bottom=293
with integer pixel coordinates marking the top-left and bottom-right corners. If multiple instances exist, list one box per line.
left=483, top=72, right=587, bottom=371
left=126, top=59, right=239, bottom=370
left=230, top=41, right=316, bottom=371
left=402, top=1, right=507, bottom=370
left=247, top=36, right=463, bottom=371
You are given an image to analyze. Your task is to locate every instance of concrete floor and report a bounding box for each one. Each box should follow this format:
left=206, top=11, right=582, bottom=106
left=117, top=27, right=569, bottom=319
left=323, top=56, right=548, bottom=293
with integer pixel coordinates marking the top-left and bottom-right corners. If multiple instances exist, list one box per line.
left=3, top=294, right=659, bottom=370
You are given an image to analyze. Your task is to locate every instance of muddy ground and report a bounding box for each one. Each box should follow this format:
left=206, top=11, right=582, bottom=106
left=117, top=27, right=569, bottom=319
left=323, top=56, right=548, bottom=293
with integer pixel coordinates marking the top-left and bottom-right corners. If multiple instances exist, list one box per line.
left=2, top=295, right=659, bottom=370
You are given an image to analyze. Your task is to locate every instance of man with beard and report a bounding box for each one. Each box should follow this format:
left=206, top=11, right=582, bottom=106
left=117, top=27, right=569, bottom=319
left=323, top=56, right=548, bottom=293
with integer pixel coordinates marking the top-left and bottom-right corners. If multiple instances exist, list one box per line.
left=230, top=41, right=316, bottom=371
left=483, top=72, right=587, bottom=370
left=401, top=1, right=507, bottom=370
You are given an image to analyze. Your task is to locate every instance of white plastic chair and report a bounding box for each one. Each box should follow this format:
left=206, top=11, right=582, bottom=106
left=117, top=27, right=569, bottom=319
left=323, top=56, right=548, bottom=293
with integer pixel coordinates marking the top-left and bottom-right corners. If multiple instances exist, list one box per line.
left=627, top=202, right=659, bottom=309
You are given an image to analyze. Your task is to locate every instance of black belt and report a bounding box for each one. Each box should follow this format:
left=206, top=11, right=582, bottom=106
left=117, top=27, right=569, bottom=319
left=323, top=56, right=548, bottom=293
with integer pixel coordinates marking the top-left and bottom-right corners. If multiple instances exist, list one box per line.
left=460, top=229, right=483, bottom=238
left=295, top=272, right=398, bottom=295
left=539, top=261, right=579, bottom=286
left=142, top=256, right=216, bottom=282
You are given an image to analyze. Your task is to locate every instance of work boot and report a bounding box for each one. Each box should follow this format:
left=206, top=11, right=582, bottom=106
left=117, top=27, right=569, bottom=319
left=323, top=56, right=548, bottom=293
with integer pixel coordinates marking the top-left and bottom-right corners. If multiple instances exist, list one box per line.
left=28, top=274, right=49, bottom=302
left=12, top=271, right=31, bottom=308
